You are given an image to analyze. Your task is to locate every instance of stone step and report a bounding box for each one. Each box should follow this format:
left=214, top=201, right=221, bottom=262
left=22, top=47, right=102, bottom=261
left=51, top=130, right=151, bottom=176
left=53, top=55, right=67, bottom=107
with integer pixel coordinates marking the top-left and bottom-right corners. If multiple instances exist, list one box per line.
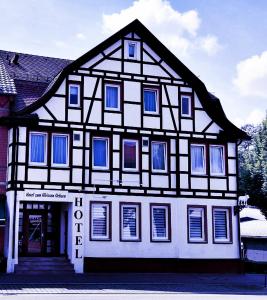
left=15, top=257, right=75, bottom=274
left=15, top=265, right=74, bottom=271
left=15, top=270, right=75, bottom=275
left=19, top=257, right=69, bottom=262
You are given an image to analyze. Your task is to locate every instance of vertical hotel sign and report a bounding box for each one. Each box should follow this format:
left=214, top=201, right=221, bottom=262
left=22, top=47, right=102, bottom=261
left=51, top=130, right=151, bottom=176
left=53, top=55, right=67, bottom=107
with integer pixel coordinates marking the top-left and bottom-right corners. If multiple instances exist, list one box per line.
left=73, top=197, right=84, bottom=273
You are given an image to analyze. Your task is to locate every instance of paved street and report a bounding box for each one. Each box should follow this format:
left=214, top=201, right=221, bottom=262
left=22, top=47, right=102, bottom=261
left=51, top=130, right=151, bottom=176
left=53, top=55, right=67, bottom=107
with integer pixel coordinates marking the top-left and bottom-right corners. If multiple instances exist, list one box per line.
left=0, top=273, right=267, bottom=298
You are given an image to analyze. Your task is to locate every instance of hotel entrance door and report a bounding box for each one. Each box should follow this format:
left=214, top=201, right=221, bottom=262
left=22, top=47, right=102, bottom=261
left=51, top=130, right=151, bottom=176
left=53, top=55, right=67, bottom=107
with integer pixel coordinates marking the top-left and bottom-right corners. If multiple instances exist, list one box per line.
left=19, top=202, right=60, bottom=256
left=27, top=213, right=43, bottom=254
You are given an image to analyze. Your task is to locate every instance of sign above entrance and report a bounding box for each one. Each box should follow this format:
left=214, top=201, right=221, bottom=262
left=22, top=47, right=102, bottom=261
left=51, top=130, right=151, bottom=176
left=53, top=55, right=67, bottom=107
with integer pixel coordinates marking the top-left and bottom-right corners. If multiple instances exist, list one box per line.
left=24, top=190, right=68, bottom=202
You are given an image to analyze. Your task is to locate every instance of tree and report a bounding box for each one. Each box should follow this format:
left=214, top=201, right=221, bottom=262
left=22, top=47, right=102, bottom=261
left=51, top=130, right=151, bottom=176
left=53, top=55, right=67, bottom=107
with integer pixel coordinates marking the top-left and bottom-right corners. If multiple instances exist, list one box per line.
left=238, top=113, right=267, bottom=216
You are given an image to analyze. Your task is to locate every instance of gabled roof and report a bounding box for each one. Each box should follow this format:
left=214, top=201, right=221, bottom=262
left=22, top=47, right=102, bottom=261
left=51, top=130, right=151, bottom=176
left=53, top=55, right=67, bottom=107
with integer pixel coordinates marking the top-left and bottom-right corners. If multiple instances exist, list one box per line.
left=10, top=20, right=248, bottom=140
left=0, top=50, right=72, bottom=111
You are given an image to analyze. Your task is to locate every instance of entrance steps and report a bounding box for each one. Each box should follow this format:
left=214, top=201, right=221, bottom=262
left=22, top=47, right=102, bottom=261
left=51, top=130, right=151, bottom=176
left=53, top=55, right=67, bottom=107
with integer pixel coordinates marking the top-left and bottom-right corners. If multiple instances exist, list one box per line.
left=15, top=257, right=75, bottom=274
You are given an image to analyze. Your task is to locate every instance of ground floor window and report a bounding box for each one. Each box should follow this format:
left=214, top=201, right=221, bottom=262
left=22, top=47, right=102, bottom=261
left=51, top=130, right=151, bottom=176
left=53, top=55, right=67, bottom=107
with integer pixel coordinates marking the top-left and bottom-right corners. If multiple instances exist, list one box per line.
left=212, top=207, right=232, bottom=243
left=120, top=203, right=141, bottom=241
left=90, top=202, right=111, bottom=241
left=187, top=206, right=207, bottom=243
left=150, top=204, right=170, bottom=242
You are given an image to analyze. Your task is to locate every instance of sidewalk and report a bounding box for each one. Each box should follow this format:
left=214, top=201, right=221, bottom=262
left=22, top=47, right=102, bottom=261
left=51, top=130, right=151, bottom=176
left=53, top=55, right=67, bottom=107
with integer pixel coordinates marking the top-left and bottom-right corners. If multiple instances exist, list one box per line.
left=0, top=273, right=266, bottom=295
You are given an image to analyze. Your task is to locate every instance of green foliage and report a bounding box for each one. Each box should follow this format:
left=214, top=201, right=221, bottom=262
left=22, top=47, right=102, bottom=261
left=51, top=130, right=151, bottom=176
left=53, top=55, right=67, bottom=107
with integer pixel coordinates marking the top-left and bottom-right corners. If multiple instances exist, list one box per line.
left=238, top=113, right=267, bottom=213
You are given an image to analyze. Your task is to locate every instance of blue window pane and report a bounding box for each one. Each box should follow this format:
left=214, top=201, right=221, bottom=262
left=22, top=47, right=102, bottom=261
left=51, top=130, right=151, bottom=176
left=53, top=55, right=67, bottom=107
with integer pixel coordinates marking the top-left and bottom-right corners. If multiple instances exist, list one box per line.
left=191, top=145, right=205, bottom=173
left=128, top=43, right=135, bottom=58
left=144, top=90, right=157, bottom=112
left=69, top=86, right=79, bottom=105
left=53, top=135, right=67, bottom=164
left=93, top=139, right=107, bottom=167
left=106, top=86, right=119, bottom=109
left=124, top=141, right=137, bottom=169
left=30, top=134, right=46, bottom=163
left=152, top=143, right=166, bottom=170
left=182, top=96, right=190, bottom=115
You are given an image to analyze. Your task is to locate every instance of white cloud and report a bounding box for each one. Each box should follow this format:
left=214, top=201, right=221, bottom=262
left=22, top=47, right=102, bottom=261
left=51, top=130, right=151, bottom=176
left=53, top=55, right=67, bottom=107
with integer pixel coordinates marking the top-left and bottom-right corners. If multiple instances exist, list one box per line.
left=233, top=51, right=267, bottom=97
left=102, top=0, right=220, bottom=57
left=233, top=109, right=265, bottom=127
left=198, top=35, right=221, bottom=56
left=76, top=33, right=86, bottom=40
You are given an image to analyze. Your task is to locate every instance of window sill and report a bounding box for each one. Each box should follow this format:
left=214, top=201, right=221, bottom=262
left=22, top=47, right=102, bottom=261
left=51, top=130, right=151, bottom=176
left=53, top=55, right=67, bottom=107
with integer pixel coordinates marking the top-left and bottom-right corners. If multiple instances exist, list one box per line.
left=120, top=239, right=141, bottom=242
left=90, top=238, right=112, bottom=242
left=188, top=240, right=208, bottom=244
left=143, top=112, right=160, bottom=116
left=151, top=239, right=171, bottom=243
left=213, top=240, right=232, bottom=244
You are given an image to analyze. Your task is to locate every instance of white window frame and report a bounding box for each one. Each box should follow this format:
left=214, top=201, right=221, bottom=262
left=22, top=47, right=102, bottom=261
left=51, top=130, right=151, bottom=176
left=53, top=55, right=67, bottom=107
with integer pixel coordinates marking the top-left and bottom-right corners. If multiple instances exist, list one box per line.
left=188, top=206, right=206, bottom=243
left=92, top=137, right=109, bottom=170
left=151, top=141, right=167, bottom=173
left=90, top=202, right=111, bottom=240
left=120, top=203, right=140, bottom=241
left=122, top=139, right=139, bottom=171
left=151, top=205, right=170, bottom=242
left=68, top=84, right=80, bottom=107
left=127, top=41, right=137, bottom=59
left=209, top=145, right=225, bottom=176
left=29, top=132, right=48, bottom=166
left=181, top=95, right=191, bottom=117
left=51, top=133, right=69, bottom=167
left=143, top=88, right=159, bottom=115
left=104, top=83, right=120, bottom=111
left=191, top=144, right=206, bottom=175
left=213, top=207, right=231, bottom=243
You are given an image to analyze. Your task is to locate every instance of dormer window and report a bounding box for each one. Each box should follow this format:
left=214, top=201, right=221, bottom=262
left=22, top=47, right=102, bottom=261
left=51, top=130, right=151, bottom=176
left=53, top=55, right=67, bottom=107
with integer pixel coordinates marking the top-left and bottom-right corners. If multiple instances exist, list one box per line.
left=128, top=42, right=136, bottom=58
left=69, top=84, right=80, bottom=107
left=181, top=95, right=191, bottom=117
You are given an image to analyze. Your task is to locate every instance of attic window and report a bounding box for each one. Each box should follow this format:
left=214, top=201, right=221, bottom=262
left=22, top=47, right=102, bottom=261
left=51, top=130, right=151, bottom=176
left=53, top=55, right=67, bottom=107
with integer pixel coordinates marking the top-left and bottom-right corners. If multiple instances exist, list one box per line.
left=69, top=84, right=80, bottom=107
left=181, top=95, right=191, bottom=117
left=128, top=42, right=136, bottom=59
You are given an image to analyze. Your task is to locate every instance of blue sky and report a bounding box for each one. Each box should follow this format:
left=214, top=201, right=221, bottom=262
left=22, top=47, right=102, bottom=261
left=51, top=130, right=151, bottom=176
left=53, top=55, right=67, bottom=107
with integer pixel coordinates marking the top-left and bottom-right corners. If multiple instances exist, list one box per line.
left=0, top=0, right=266, bottom=127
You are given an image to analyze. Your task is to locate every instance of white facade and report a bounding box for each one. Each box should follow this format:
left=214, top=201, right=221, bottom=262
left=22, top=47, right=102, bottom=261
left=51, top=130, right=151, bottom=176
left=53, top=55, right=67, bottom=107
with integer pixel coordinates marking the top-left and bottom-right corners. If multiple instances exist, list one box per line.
left=5, top=21, right=244, bottom=273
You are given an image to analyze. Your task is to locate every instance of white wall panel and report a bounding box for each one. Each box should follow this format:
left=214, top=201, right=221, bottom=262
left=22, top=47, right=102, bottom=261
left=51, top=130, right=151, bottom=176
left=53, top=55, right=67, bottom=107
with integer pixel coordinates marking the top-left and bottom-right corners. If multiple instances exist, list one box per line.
left=181, top=119, right=193, bottom=132
left=104, top=112, right=122, bottom=126
left=180, top=174, right=189, bottom=189
left=124, top=104, right=141, bottom=127
left=28, top=168, right=48, bottom=182
left=210, top=178, right=227, bottom=190
left=50, top=170, right=69, bottom=183
left=124, top=81, right=141, bottom=102
left=191, top=177, right=208, bottom=190
left=88, top=101, right=102, bottom=124
left=94, top=59, right=122, bottom=72
left=45, top=97, right=66, bottom=121
left=143, top=116, right=160, bottom=129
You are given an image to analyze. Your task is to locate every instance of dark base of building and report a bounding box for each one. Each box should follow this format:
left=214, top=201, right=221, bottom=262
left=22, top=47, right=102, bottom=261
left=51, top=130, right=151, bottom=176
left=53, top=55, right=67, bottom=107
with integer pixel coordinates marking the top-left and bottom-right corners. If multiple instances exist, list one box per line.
left=84, top=258, right=244, bottom=273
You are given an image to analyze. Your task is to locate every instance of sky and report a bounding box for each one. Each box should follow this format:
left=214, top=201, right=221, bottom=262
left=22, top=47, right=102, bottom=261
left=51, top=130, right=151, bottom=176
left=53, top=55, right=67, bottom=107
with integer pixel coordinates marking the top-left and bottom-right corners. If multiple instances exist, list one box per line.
left=0, top=0, right=266, bottom=128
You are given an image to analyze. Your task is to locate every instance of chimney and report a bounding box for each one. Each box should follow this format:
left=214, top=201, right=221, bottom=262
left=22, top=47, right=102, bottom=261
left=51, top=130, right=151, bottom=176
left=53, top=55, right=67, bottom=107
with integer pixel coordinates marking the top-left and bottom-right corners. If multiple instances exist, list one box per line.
left=10, top=54, right=19, bottom=65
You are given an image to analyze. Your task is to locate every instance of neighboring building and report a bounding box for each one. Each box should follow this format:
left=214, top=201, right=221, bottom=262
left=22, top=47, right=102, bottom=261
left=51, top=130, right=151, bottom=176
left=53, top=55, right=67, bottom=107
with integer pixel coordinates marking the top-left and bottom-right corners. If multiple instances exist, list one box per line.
left=0, top=20, right=248, bottom=273
left=240, top=207, right=267, bottom=262
left=0, top=57, right=17, bottom=270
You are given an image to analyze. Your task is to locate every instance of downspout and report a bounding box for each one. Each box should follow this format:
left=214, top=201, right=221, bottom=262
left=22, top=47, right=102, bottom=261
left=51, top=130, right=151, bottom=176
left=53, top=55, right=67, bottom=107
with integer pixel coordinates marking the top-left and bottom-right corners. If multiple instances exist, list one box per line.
left=235, top=140, right=242, bottom=271
left=11, top=127, right=18, bottom=259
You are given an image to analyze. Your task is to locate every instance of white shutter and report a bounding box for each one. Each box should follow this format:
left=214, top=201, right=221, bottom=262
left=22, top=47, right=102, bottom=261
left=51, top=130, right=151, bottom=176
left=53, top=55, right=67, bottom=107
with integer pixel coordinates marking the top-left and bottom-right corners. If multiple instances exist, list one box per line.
left=214, top=209, right=228, bottom=240
left=91, top=203, right=109, bottom=239
left=152, top=206, right=169, bottom=240
left=121, top=205, right=139, bottom=240
left=189, top=208, right=203, bottom=240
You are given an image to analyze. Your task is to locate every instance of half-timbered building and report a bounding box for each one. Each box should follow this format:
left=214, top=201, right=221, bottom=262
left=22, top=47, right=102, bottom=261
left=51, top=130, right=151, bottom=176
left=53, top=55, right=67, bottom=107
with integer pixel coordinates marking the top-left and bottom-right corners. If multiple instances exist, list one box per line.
left=0, top=20, right=248, bottom=273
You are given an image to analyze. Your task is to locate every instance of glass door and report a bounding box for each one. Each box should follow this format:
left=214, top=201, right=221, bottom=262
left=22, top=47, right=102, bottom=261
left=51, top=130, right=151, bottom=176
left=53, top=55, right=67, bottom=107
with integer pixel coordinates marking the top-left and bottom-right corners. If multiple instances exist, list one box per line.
left=28, top=214, right=43, bottom=254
